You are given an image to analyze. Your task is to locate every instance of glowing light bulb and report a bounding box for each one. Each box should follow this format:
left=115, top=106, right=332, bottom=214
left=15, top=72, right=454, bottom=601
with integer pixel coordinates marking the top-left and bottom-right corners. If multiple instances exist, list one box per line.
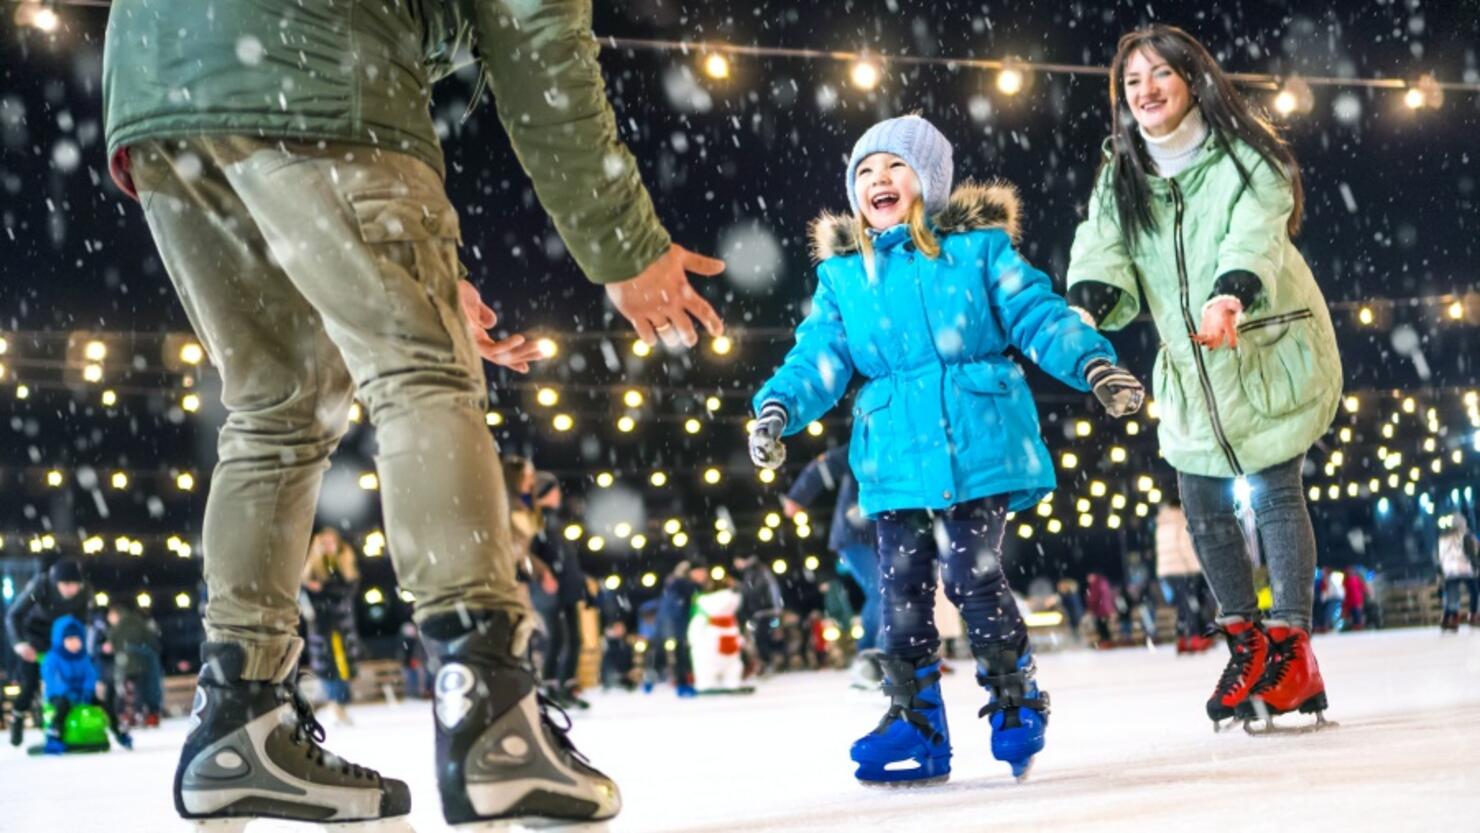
left=996, top=68, right=1025, bottom=96
left=702, top=53, right=731, bottom=80
left=849, top=59, right=881, bottom=90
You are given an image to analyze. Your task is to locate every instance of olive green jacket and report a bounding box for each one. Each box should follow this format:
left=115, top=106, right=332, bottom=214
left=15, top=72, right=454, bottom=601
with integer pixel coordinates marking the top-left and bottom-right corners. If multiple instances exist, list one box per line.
left=102, top=0, right=669, bottom=283
left=1067, top=136, right=1342, bottom=478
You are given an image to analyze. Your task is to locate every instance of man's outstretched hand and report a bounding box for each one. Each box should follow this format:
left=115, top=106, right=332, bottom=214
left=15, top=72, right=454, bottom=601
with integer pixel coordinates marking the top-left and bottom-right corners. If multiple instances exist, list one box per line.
left=605, top=244, right=726, bottom=348
left=458, top=280, right=548, bottom=373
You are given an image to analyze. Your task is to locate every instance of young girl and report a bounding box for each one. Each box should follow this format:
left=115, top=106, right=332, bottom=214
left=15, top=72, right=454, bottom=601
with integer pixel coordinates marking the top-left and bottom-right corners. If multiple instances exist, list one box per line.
left=1066, top=25, right=1342, bottom=731
left=749, top=115, right=1145, bottom=784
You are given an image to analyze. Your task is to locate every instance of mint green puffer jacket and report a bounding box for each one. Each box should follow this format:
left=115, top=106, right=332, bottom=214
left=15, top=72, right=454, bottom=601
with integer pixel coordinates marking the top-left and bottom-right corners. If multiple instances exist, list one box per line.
left=1067, top=136, right=1342, bottom=479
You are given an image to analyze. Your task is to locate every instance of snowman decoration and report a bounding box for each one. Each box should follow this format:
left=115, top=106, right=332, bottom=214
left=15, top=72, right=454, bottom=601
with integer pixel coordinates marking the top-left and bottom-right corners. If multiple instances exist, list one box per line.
left=687, top=586, right=752, bottom=694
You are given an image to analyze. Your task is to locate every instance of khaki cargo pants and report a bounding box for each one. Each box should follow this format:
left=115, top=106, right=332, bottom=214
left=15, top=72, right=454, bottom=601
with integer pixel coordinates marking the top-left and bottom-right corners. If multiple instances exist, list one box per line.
left=131, top=137, right=523, bottom=680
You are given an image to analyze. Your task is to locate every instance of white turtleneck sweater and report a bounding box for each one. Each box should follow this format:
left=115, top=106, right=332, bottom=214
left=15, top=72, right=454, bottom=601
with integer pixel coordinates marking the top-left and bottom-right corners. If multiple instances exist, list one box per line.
left=1140, top=107, right=1208, bottom=178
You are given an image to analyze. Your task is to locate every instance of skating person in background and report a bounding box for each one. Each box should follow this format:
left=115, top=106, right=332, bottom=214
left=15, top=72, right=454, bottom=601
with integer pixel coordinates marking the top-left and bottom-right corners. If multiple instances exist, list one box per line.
left=1157, top=502, right=1215, bottom=653
left=103, top=602, right=165, bottom=727
left=40, top=615, right=131, bottom=754
left=601, top=621, right=638, bottom=691
left=735, top=554, right=786, bottom=676
left=1086, top=572, right=1119, bottom=647
left=1437, top=514, right=1479, bottom=631
left=6, top=559, right=90, bottom=748
left=103, top=0, right=725, bottom=823
left=531, top=473, right=591, bottom=709
left=1322, top=570, right=1346, bottom=633
left=1056, top=578, right=1086, bottom=642
left=749, top=115, right=1145, bottom=785
left=783, top=444, right=883, bottom=678
left=1341, top=568, right=1369, bottom=630
left=1067, top=25, right=1342, bottom=732
left=647, top=561, right=707, bottom=697
left=398, top=621, right=432, bottom=700
left=300, top=528, right=362, bottom=726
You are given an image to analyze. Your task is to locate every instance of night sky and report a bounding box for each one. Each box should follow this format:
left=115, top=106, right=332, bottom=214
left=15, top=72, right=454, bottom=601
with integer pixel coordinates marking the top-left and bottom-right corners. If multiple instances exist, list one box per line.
left=2, top=1, right=1477, bottom=663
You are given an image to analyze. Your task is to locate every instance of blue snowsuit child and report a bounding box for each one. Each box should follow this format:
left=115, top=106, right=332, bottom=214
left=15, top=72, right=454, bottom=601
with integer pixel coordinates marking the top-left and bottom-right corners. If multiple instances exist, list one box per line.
left=749, top=116, right=1144, bottom=784
left=41, top=615, right=130, bottom=752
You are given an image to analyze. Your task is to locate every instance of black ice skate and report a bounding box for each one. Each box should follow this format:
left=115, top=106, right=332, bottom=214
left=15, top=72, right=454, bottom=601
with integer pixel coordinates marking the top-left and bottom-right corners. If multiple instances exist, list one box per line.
left=422, top=610, right=621, bottom=826
left=174, top=642, right=410, bottom=825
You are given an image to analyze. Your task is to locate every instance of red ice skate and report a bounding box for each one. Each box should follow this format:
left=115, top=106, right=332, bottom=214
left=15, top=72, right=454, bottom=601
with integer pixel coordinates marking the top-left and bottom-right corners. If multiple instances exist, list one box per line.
left=1205, top=618, right=1268, bottom=731
left=1237, top=625, right=1332, bottom=734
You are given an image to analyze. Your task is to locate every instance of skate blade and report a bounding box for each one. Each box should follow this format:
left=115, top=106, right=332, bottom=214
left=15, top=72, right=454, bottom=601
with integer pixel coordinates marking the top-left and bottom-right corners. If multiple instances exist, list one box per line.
left=1012, top=759, right=1035, bottom=783
left=857, top=774, right=950, bottom=789
left=191, top=817, right=418, bottom=832
left=1242, top=702, right=1338, bottom=736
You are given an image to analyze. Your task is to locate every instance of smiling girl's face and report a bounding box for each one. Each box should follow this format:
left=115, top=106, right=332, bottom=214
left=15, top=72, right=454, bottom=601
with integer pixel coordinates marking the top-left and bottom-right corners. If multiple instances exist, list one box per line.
left=855, top=152, right=922, bottom=230
left=1122, top=48, right=1194, bottom=137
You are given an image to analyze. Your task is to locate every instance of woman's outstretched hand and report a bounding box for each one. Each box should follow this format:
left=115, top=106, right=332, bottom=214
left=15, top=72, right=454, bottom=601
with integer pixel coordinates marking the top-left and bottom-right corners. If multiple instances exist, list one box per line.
left=1193, top=297, right=1243, bottom=350
left=458, top=280, right=549, bottom=373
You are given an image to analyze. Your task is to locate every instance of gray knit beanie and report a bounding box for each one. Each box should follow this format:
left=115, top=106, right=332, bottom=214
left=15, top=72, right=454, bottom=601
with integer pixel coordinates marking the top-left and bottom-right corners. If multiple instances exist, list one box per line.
left=845, top=115, right=954, bottom=216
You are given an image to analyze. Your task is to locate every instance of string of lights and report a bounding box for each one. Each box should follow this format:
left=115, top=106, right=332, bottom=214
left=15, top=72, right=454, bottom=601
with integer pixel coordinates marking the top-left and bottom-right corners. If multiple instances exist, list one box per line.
left=10, top=0, right=1479, bottom=113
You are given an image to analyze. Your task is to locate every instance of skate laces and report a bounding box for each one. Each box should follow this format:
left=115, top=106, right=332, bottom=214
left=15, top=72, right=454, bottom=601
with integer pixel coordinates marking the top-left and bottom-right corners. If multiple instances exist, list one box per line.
left=1213, top=625, right=1261, bottom=696
left=535, top=689, right=591, bottom=765
left=281, top=682, right=379, bottom=782
left=1252, top=634, right=1299, bottom=694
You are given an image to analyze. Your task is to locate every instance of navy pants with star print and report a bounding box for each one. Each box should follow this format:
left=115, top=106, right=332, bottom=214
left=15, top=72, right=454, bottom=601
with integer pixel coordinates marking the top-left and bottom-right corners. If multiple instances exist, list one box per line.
left=875, top=496, right=1028, bottom=660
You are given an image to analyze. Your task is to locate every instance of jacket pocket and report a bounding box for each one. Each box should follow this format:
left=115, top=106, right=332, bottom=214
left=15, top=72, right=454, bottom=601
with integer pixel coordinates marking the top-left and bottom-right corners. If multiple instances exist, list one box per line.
left=1152, top=345, right=1190, bottom=437
left=850, top=382, right=893, bottom=485
left=1235, top=309, right=1325, bottom=418
left=952, top=362, right=1014, bottom=396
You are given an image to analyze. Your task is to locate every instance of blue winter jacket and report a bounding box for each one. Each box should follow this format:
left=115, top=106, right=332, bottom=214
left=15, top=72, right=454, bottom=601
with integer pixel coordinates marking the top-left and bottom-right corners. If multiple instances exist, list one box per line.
left=41, top=615, right=98, bottom=703
left=755, top=182, right=1117, bottom=516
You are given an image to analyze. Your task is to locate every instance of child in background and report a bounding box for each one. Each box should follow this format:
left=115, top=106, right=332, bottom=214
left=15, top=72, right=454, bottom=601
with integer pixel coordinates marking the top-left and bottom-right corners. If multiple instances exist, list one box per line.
left=41, top=615, right=131, bottom=753
left=749, top=115, right=1144, bottom=785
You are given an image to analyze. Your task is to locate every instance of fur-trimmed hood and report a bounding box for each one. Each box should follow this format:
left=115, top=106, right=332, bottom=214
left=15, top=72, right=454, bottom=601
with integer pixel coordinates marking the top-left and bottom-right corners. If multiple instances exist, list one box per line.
left=808, top=180, right=1021, bottom=262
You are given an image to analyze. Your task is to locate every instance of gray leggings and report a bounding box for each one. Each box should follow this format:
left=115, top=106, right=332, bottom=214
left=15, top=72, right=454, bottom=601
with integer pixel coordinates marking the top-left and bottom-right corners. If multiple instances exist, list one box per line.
left=1176, top=455, right=1317, bottom=631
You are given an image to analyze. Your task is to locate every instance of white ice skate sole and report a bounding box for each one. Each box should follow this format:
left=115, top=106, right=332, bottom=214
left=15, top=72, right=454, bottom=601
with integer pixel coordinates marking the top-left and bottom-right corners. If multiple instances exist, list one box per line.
left=189, top=818, right=416, bottom=832
left=451, top=819, right=612, bottom=831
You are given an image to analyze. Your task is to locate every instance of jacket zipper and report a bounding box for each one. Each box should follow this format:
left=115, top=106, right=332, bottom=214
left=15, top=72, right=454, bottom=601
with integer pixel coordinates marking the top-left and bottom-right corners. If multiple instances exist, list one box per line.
left=1169, top=180, right=1243, bottom=476
left=1237, top=308, right=1313, bottom=333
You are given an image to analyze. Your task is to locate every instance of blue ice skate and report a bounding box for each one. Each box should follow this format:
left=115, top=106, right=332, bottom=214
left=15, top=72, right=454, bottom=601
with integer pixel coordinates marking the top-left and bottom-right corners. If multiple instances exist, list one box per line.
left=849, top=655, right=951, bottom=786
left=974, top=644, right=1050, bottom=781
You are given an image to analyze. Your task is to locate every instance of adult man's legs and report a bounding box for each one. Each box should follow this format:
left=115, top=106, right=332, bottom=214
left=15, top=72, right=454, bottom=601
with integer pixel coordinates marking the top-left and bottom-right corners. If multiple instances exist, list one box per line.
left=215, top=137, right=617, bottom=823
left=133, top=138, right=409, bottom=822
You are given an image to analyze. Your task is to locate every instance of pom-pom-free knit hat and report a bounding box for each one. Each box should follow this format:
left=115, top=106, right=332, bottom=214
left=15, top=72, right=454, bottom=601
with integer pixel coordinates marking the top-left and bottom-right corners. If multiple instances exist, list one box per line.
left=846, top=115, right=954, bottom=216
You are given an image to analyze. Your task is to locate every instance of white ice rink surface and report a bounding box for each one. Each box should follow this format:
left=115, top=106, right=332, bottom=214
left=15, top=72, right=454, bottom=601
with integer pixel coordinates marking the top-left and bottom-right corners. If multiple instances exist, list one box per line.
left=4, top=626, right=1478, bottom=833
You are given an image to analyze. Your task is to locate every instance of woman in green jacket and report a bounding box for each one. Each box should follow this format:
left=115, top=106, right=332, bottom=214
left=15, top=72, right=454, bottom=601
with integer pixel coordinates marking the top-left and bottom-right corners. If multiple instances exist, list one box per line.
left=1067, top=25, right=1341, bottom=731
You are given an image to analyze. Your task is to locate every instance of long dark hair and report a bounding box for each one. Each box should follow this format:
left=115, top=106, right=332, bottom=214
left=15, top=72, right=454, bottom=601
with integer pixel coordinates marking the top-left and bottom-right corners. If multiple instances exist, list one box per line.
left=1101, top=25, right=1304, bottom=250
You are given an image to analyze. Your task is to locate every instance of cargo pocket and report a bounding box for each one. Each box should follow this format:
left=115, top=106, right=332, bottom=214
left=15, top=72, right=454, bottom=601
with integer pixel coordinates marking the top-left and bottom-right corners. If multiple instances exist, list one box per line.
left=1235, top=309, right=1327, bottom=418
left=349, top=194, right=479, bottom=376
